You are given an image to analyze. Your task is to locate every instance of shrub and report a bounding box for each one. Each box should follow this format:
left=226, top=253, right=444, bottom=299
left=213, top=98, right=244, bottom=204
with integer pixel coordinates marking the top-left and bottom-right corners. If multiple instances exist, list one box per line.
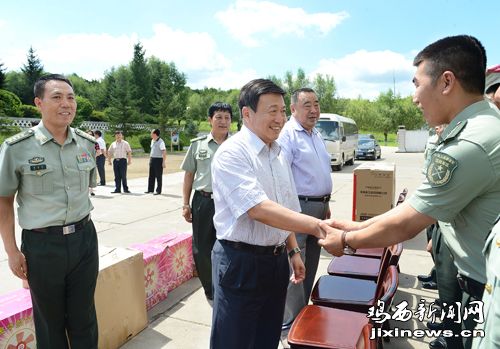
left=20, top=104, right=41, bottom=118
left=0, top=89, right=23, bottom=117
left=139, top=135, right=151, bottom=153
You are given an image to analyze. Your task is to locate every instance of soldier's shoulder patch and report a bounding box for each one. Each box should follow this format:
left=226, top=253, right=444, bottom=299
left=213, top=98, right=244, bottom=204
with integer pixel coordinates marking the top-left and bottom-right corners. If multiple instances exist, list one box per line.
left=4, top=129, right=35, bottom=145
left=190, top=135, right=207, bottom=143
left=426, top=151, right=458, bottom=187
left=75, top=128, right=97, bottom=143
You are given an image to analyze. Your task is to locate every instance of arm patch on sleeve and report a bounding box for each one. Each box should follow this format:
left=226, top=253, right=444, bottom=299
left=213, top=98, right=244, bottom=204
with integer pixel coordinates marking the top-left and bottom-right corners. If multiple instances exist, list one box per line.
left=426, top=151, right=458, bottom=187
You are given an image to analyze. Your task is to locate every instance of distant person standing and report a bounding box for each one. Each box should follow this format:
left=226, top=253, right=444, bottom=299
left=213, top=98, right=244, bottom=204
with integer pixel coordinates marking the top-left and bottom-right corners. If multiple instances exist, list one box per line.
left=277, top=88, right=332, bottom=330
left=94, top=130, right=107, bottom=186
left=145, top=129, right=166, bottom=195
left=108, top=130, right=132, bottom=194
left=181, top=102, right=232, bottom=301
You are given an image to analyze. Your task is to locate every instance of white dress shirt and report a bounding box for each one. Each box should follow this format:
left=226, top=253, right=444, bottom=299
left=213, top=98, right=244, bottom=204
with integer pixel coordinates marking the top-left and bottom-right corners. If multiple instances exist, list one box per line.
left=212, top=125, right=301, bottom=246
left=278, top=116, right=332, bottom=196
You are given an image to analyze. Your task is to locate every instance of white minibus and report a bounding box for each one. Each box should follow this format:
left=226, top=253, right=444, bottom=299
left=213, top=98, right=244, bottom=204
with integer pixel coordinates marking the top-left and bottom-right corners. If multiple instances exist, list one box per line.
left=315, top=113, right=359, bottom=171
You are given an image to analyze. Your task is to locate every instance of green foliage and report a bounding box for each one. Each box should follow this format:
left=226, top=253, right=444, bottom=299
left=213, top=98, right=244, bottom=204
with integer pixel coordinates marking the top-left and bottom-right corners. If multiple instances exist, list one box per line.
left=130, top=42, right=153, bottom=115
left=20, top=47, right=44, bottom=104
left=184, top=119, right=198, bottom=138
left=139, top=135, right=151, bottom=153
left=0, top=119, right=21, bottom=135
left=0, top=89, right=23, bottom=117
left=0, top=62, right=6, bottom=89
left=20, top=104, right=41, bottom=118
left=90, top=110, right=107, bottom=122
left=105, top=67, right=141, bottom=135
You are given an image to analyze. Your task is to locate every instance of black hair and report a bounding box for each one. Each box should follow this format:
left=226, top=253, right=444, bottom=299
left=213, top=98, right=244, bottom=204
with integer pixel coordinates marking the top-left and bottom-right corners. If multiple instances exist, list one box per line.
left=34, top=74, right=73, bottom=99
left=94, top=130, right=102, bottom=137
left=152, top=128, right=160, bottom=137
left=291, top=87, right=316, bottom=104
left=413, top=35, right=486, bottom=94
left=208, top=102, right=233, bottom=118
left=238, top=79, right=285, bottom=113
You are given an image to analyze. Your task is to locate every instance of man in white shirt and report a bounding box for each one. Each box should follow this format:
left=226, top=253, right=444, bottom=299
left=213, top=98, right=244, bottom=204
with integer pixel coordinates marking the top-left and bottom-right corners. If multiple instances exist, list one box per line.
left=210, top=79, right=325, bottom=349
left=94, top=130, right=107, bottom=186
left=146, top=129, right=166, bottom=195
left=278, top=88, right=332, bottom=330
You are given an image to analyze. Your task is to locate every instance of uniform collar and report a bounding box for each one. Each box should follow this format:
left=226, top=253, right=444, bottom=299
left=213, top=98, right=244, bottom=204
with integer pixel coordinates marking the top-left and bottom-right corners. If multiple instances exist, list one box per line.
left=33, top=121, right=75, bottom=145
left=440, top=100, right=491, bottom=143
left=240, top=125, right=281, bottom=157
left=208, top=131, right=229, bottom=144
left=289, top=116, right=318, bottom=136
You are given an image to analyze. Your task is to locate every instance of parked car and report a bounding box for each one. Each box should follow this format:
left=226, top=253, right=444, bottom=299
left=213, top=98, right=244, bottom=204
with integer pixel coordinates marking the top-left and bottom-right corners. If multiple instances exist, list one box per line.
left=356, top=138, right=381, bottom=160
left=358, top=133, right=376, bottom=140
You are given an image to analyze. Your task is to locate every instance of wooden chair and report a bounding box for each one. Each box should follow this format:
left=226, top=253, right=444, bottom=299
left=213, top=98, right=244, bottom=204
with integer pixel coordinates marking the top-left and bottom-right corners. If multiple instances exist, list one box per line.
left=327, top=243, right=402, bottom=280
left=287, top=306, right=376, bottom=349
left=310, top=265, right=399, bottom=314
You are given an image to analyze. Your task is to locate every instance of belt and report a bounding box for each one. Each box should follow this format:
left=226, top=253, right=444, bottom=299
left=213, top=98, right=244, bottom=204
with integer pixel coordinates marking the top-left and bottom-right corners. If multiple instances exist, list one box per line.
left=457, top=274, right=485, bottom=300
left=30, top=215, right=91, bottom=235
left=219, top=239, right=286, bottom=256
left=196, top=190, right=213, bottom=199
left=113, top=158, right=126, bottom=160
left=298, top=195, right=331, bottom=203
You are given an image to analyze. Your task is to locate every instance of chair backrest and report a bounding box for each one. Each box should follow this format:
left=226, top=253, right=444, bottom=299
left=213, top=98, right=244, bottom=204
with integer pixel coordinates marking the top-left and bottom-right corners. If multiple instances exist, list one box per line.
left=356, top=323, right=377, bottom=349
left=389, top=242, right=403, bottom=266
left=375, top=265, right=399, bottom=309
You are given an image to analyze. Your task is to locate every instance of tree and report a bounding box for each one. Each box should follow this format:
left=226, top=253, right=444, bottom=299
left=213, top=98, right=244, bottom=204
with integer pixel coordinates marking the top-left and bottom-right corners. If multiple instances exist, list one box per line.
left=0, top=62, right=6, bottom=89
left=104, top=67, right=141, bottom=135
left=313, top=74, right=337, bottom=113
left=0, top=89, right=23, bottom=118
left=20, top=47, right=44, bottom=105
left=130, top=42, right=152, bottom=115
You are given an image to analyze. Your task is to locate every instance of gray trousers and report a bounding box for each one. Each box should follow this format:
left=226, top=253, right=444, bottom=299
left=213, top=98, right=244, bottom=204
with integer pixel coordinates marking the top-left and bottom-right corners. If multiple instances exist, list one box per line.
left=282, top=199, right=329, bottom=326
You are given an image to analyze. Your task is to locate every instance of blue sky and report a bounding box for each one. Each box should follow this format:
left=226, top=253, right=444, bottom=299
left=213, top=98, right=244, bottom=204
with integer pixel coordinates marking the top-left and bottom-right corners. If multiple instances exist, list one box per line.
left=1, top=0, right=499, bottom=99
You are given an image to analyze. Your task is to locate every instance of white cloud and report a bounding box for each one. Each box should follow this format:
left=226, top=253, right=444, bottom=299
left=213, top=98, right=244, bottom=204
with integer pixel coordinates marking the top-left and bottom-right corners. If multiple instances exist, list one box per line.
left=188, top=68, right=258, bottom=90
left=215, top=0, right=349, bottom=47
left=311, top=50, right=416, bottom=99
left=0, top=24, right=234, bottom=83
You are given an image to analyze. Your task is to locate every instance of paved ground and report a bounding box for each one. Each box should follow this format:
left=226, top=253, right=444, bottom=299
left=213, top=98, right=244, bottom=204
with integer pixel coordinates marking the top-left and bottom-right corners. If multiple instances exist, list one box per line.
left=0, top=147, right=437, bottom=348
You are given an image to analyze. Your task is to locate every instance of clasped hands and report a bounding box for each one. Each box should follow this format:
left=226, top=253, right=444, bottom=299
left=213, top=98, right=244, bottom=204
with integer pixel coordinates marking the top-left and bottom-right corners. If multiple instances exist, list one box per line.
left=315, top=218, right=361, bottom=257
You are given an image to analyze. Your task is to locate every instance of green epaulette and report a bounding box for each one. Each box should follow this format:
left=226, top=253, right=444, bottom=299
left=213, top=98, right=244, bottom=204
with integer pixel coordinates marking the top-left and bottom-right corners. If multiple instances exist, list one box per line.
left=4, top=129, right=35, bottom=145
left=75, top=128, right=97, bottom=143
left=190, top=135, right=207, bottom=143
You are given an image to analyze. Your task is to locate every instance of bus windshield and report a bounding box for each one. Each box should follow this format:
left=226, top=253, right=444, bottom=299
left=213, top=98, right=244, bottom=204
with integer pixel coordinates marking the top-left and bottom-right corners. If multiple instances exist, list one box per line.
left=316, top=120, right=340, bottom=141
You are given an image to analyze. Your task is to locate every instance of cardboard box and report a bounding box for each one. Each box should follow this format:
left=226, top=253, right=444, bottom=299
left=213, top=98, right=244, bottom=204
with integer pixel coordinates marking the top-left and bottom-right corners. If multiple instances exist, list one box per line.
left=129, top=242, right=169, bottom=311
left=0, top=288, right=36, bottom=349
left=353, top=162, right=395, bottom=221
left=148, top=233, right=194, bottom=292
left=95, top=246, right=147, bottom=349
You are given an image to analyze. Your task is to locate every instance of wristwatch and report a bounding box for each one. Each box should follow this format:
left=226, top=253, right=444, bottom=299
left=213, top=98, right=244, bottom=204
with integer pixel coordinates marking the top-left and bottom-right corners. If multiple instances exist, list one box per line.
left=341, top=231, right=356, bottom=255
left=288, top=247, right=301, bottom=258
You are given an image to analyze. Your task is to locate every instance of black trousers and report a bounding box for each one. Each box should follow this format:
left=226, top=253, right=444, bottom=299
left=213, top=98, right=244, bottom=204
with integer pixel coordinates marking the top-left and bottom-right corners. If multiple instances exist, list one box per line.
left=96, top=154, right=106, bottom=185
left=22, top=220, right=99, bottom=349
left=191, top=191, right=216, bottom=299
left=210, top=240, right=289, bottom=349
left=113, top=158, right=128, bottom=192
left=147, top=157, right=163, bottom=193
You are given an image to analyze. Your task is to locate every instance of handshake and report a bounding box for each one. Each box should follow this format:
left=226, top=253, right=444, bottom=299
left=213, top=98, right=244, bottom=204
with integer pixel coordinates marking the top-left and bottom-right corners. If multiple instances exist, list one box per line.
left=313, top=218, right=363, bottom=257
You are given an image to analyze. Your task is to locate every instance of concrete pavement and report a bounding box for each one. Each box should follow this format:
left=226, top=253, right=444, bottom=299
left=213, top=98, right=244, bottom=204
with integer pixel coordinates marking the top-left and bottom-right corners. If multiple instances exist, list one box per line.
left=0, top=147, right=437, bottom=348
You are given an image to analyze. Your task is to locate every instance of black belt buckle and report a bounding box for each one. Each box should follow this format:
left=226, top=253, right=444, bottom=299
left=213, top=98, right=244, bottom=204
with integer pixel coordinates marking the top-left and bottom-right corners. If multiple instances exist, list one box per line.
left=273, top=242, right=286, bottom=255
left=322, top=195, right=330, bottom=203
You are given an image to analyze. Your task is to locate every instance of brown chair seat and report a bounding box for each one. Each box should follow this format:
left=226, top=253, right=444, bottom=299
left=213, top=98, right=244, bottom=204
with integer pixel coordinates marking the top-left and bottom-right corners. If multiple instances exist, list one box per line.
left=287, top=305, right=371, bottom=349
left=354, top=247, right=385, bottom=258
left=311, top=265, right=399, bottom=314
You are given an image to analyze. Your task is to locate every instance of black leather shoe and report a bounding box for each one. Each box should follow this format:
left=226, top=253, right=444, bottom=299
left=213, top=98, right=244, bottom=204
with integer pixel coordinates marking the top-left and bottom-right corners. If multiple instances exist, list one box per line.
left=124, top=190, right=131, bottom=193
left=426, top=321, right=443, bottom=331
left=111, top=190, right=121, bottom=193
left=154, top=192, right=161, bottom=195
left=429, top=336, right=447, bottom=349
left=422, top=281, right=438, bottom=290
left=144, top=191, right=153, bottom=194
left=418, top=274, right=434, bottom=283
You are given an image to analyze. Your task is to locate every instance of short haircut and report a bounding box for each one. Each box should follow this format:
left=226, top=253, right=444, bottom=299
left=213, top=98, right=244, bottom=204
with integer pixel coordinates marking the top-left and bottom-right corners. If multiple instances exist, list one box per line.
left=115, top=130, right=123, bottom=135
left=208, top=102, right=233, bottom=118
left=413, top=35, right=486, bottom=94
left=152, top=128, right=160, bottom=137
left=94, top=130, right=102, bottom=137
left=34, top=74, right=73, bottom=99
left=291, top=87, right=316, bottom=105
left=238, top=79, right=285, bottom=113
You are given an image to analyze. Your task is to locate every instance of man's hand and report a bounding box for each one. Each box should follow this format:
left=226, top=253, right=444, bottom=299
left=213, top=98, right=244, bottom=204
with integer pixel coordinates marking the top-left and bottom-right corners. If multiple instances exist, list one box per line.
left=322, top=218, right=362, bottom=232
left=318, top=221, right=344, bottom=256
left=182, top=206, right=192, bottom=223
left=8, top=249, right=28, bottom=280
left=289, top=254, right=305, bottom=284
